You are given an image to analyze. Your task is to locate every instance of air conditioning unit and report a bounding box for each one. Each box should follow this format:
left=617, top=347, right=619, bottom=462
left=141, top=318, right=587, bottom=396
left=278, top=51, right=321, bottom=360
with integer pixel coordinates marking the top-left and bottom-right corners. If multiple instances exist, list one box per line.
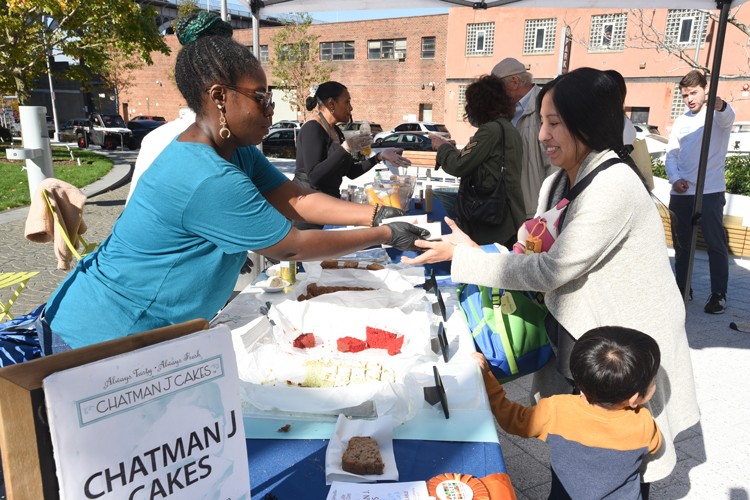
left=395, top=51, right=405, bottom=61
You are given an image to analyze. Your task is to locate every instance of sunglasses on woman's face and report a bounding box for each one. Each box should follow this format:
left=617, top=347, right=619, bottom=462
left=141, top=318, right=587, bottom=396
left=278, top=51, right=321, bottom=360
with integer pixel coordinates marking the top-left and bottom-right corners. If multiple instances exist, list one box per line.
left=220, top=86, right=275, bottom=115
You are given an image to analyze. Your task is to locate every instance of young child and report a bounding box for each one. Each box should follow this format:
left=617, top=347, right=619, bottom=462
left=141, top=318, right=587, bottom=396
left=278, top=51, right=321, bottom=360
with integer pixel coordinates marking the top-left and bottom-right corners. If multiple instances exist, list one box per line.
left=475, top=326, right=662, bottom=499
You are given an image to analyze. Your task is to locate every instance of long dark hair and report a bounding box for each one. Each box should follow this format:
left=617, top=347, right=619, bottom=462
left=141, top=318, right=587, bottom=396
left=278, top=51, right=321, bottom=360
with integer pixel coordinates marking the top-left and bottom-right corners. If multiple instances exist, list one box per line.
left=537, top=67, right=625, bottom=154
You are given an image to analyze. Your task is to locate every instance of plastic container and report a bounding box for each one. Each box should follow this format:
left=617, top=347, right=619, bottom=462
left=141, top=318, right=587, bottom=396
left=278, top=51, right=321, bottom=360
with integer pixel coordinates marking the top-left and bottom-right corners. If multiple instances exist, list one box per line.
left=360, top=121, right=372, bottom=156
left=363, top=175, right=416, bottom=210
left=279, top=260, right=297, bottom=284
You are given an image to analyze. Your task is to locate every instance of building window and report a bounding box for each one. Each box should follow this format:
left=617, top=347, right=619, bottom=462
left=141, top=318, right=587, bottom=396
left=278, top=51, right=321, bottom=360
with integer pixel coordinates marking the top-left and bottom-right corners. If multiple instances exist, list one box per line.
left=589, top=13, right=627, bottom=51
left=320, top=41, right=354, bottom=61
left=368, top=39, right=407, bottom=60
left=665, top=9, right=709, bottom=47
left=279, top=43, right=309, bottom=62
left=524, top=19, right=557, bottom=54
left=421, top=37, right=436, bottom=59
left=466, top=22, right=495, bottom=56
left=630, top=107, right=650, bottom=125
left=670, top=84, right=687, bottom=119
left=247, top=45, right=269, bottom=63
left=457, top=85, right=467, bottom=118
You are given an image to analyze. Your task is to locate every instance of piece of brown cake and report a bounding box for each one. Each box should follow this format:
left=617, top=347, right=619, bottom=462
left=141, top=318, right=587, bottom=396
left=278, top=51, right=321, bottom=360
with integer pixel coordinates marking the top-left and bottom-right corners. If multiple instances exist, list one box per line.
left=342, top=436, right=384, bottom=475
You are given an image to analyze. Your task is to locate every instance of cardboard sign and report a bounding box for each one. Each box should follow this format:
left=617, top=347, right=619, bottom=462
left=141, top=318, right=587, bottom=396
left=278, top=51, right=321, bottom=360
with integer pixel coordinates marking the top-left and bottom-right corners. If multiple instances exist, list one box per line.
left=42, top=325, right=249, bottom=500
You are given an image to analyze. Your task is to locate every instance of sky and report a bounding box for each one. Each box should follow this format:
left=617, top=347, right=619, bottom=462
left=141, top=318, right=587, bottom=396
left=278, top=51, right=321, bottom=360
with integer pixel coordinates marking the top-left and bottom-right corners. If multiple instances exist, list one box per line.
left=216, top=3, right=449, bottom=21
left=308, top=8, right=449, bottom=23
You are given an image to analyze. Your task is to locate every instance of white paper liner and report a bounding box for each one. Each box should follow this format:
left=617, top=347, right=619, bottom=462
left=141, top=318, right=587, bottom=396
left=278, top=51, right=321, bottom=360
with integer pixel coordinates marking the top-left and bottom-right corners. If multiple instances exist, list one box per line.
left=325, top=415, right=397, bottom=485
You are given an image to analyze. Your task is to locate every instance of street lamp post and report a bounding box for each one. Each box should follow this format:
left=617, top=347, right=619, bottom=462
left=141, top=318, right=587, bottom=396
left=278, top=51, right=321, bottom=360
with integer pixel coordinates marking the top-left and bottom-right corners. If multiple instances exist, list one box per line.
left=43, top=15, right=60, bottom=142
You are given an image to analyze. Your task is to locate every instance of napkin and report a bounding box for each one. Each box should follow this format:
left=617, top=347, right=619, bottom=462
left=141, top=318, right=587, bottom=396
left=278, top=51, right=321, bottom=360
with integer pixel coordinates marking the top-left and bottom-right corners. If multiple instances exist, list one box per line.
left=325, top=414, right=398, bottom=485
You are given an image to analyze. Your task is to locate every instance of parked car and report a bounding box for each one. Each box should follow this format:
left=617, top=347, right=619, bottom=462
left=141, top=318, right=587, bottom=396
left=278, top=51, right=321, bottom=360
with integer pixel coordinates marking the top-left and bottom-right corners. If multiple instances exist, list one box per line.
left=262, top=129, right=299, bottom=158
left=46, top=115, right=55, bottom=138
left=371, top=132, right=433, bottom=153
left=267, top=120, right=302, bottom=136
left=131, top=115, right=167, bottom=122
left=373, top=122, right=450, bottom=142
left=633, top=123, right=662, bottom=140
left=75, top=113, right=132, bottom=150
left=127, top=119, right=165, bottom=149
left=0, top=125, right=12, bottom=142
left=729, top=121, right=750, bottom=152
left=340, top=121, right=384, bottom=140
left=59, top=118, right=93, bottom=146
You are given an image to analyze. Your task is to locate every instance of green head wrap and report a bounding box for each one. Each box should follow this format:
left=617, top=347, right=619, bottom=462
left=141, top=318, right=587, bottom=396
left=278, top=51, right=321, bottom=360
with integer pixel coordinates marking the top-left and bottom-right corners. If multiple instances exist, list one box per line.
left=176, top=11, right=233, bottom=46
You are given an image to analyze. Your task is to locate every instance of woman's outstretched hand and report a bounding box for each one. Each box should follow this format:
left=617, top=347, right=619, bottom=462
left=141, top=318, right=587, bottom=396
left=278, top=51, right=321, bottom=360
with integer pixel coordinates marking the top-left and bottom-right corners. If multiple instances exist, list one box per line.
left=400, top=217, right=479, bottom=265
left=380, top=148, right=411, bottom=168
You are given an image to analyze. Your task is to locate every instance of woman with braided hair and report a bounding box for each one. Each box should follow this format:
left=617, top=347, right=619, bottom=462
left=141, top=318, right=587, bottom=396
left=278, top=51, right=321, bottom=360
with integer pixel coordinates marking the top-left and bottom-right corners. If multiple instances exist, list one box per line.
left=41, top=13, right=427, bottom=352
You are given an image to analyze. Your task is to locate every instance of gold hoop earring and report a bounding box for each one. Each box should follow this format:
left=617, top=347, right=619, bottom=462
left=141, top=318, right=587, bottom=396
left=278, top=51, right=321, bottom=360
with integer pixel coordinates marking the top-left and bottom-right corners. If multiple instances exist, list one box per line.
left=218, top=103, right=231, bottom=139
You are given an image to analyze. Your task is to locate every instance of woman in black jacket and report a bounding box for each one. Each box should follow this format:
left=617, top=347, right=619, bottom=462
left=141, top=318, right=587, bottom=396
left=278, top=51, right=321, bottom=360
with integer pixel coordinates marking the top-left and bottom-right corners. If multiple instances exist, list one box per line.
left=293, top=81, right=410, bottom=229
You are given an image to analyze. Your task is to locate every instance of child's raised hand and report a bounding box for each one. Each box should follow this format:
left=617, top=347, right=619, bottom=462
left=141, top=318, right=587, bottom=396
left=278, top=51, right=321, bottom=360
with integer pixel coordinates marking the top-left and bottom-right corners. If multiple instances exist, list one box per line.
left=471, top=352, right=490, bottom=373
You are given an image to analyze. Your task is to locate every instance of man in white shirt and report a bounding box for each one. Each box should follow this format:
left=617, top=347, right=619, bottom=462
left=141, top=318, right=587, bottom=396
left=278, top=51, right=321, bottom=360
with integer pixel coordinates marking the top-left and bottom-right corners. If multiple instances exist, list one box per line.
left=492, top=58, right=556, bottom=219
left=665, top=70, right=734, bottom=314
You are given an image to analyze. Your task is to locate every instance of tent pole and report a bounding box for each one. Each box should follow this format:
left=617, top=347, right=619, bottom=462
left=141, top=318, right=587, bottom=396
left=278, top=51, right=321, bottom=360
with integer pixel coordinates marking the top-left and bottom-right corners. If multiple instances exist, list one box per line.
left=251, top=0, right=261, bottom=60
left=681, top=0, right=733, bottom=305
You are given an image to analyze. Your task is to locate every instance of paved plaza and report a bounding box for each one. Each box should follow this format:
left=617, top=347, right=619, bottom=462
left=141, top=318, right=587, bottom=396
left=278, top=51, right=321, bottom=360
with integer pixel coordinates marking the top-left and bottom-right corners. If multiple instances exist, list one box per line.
left=1, top=149, right=749, bottom=498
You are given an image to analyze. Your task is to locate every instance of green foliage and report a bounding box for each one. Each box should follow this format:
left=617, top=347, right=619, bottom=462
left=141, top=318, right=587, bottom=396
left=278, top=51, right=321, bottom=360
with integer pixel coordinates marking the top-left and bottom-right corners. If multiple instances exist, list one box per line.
left=268, top=13, right=332, bottom=119
left=175, top=0, right=200, bottom=30
left=652, top=156, right=750, bottom=196
left=0, top=147, right=112, bottom=211
left=652, top=159, right=667, bottom=180
left=725, top=155, right=750, bottom=196
left=0, top=0, right=170, bottom=103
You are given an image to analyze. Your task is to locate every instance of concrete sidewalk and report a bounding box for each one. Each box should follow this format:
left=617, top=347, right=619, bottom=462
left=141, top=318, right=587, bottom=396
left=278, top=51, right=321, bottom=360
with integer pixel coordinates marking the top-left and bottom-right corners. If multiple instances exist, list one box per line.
left=1, top=151, right=749, bottom=498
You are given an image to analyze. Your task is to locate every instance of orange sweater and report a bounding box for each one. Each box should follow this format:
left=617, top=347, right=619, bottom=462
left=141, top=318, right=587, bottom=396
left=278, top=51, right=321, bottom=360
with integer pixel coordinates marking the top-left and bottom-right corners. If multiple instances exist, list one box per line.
left=483, top=371, right=662, bottom=499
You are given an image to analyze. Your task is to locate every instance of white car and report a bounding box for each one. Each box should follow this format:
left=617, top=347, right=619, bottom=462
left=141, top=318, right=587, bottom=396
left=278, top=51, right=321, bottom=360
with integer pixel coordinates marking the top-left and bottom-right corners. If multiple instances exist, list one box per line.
left=373, top=122, right=450, bottom=142
left=632, top=123, right=662, bottom=140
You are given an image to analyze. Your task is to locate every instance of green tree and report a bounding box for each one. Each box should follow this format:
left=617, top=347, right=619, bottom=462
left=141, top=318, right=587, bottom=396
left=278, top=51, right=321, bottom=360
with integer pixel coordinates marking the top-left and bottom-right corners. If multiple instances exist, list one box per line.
left=269, top=13, right=332, bottom=120
left=0, top=0, right=170, bottom=103
left=98, top=46, right=144, bottom=117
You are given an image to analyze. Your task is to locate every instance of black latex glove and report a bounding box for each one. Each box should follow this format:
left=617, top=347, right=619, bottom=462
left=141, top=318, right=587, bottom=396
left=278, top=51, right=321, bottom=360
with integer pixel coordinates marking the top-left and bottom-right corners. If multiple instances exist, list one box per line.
left=386, top=222, right=431, bottom=251
left=373, top=206, right=405, bottom=226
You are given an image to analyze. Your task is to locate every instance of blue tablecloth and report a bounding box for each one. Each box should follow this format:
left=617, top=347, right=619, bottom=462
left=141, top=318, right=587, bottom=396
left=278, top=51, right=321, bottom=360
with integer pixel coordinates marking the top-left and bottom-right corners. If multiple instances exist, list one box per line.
left=245, top=198, right=504, bottom=497
left=247, top=438, right=505, bottom=498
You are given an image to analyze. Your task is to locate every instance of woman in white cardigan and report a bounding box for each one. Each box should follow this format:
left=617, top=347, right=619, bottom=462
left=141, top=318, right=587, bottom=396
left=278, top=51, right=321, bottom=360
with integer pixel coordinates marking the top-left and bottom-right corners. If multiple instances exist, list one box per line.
left=403, top=67, right=699, bottom=489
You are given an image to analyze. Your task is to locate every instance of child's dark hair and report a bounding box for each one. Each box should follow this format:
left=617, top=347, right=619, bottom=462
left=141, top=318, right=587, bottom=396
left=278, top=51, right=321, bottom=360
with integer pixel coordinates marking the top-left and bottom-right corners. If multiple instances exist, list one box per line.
left=570, top=326, right=660, bottom=408
left=174, top=15, right=262, bottom=115
left=306, top=81, right=348, bottom=111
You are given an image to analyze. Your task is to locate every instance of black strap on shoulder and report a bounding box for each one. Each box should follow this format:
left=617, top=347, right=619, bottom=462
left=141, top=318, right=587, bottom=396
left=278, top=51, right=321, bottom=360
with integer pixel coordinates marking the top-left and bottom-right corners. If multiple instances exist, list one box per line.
left=557, top=157, right=622, bottom=231
left=566, top=157, right=621, bottom=202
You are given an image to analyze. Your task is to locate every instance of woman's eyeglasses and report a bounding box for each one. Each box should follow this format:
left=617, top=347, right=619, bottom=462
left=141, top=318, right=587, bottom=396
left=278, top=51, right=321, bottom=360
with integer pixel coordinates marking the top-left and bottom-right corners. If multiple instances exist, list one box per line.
left=222, top=86, right=275, bottom=114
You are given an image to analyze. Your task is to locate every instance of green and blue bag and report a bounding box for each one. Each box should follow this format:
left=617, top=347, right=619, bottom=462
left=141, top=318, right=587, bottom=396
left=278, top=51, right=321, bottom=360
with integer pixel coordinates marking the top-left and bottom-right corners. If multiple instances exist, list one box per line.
left=458, top=285, right=551, bottom=382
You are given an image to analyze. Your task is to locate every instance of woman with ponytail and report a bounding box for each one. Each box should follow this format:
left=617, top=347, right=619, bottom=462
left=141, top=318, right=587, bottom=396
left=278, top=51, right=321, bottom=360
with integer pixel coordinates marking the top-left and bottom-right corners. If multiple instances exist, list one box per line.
left=293, top=81, right=411, bottom=229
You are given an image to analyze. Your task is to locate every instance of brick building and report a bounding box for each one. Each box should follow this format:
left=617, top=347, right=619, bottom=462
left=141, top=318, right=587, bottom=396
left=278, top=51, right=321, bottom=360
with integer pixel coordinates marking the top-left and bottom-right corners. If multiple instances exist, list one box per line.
left=118, top=7, right=750, bottom=146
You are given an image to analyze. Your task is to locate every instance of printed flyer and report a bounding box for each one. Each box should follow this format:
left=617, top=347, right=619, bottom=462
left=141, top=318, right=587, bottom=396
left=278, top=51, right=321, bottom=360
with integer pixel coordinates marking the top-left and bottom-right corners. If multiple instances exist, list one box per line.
left=42, top=325, right=249, bottom=500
